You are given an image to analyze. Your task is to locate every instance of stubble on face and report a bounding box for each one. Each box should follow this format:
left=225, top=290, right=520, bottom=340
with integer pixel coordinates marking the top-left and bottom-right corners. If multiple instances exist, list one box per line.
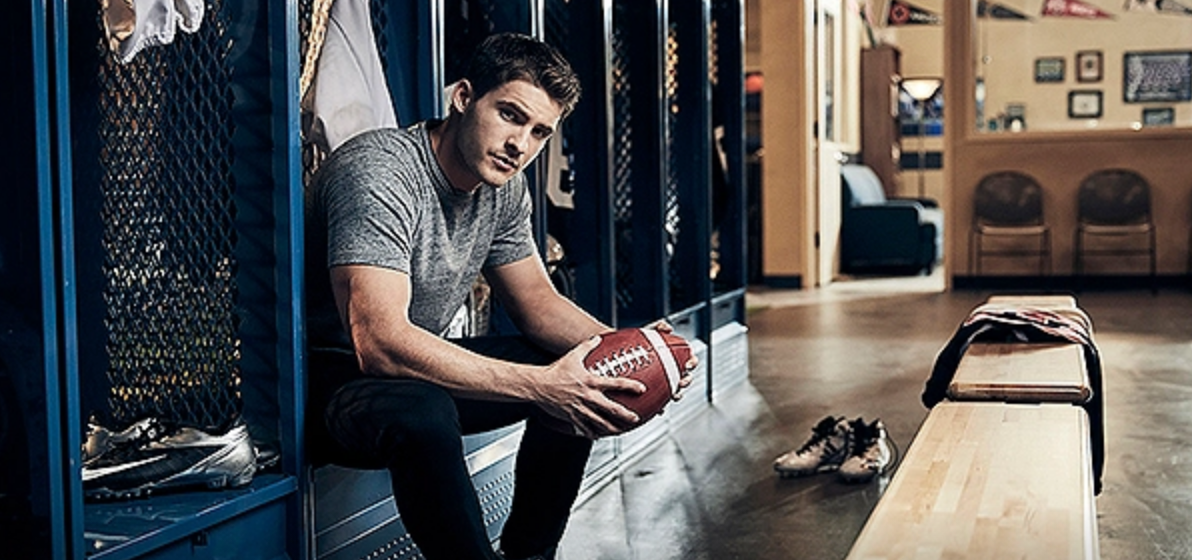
left=441, top=79, right=563, bottom=192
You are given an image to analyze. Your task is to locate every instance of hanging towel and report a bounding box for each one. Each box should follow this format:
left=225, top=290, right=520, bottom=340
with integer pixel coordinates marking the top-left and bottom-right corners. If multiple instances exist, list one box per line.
left=923, top=303, right=1105, bottom=495
left=101, top=0, right=206, bottom=64
left=301, top=0, right=397, bottom=154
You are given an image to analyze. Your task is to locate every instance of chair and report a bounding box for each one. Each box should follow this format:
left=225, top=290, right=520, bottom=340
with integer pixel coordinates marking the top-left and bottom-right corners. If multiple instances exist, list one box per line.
left=1073, top=169, right=1156, bottom=288
left=970, top=171, right=1051, bottom=275
left=840, top=163, right=941, bottom=275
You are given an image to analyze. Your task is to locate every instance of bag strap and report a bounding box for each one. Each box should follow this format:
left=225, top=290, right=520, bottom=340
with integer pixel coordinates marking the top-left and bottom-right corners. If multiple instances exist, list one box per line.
left=300, top=0, right=335, bottom=101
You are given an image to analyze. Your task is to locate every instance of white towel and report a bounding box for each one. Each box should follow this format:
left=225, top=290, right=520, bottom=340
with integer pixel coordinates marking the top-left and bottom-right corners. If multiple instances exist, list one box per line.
left=302, top=0, right=397, bottom=153
left=101, top=0, right=206, bottom=64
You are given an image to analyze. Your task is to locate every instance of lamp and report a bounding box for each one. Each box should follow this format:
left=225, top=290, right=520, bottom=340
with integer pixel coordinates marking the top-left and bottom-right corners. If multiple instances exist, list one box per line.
left=901, top=77, right=943, bottom=198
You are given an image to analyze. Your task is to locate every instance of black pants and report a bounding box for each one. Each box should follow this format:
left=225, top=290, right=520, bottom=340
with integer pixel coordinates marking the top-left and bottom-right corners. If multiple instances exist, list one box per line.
left=307, top=337, right=592, bottom=560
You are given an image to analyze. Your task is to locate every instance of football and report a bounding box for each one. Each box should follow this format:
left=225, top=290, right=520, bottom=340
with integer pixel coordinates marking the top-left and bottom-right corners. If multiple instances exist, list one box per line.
left=584, top=327, right=693, bottom=427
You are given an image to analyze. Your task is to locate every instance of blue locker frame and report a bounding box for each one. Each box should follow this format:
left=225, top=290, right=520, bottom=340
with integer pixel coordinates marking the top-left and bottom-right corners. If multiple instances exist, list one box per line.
left=555, top=0, right=618, bottom=327
left=26, top=0, right=309, bottom=558
left=4, top=1, right=68, bottom=558
left=708, top=0, right=750, bottom=397
left=712, top=0, right=748, bottom=324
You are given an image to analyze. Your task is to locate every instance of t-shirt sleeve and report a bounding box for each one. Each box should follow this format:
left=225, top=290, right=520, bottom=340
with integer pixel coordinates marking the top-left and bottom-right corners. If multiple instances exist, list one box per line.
left=322, top=144, right=418, bottom=274
left=484, top=176, right=538, bottom=269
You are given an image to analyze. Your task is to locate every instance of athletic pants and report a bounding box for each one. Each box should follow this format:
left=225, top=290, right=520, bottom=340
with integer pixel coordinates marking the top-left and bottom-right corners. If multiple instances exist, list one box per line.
left=307, top=336, right=592, bottom=560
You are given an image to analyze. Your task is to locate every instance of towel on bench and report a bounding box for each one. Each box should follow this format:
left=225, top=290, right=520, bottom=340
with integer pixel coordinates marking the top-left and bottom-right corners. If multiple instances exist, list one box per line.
left=923, top=304, right=1104, bottom=495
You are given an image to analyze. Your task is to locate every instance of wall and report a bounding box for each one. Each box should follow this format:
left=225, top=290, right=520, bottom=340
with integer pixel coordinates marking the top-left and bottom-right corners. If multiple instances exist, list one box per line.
left=759, top=1, right=811, bottom=284
left=977, top=5, right=1192, bottom=132
left=945, top=0, right=1192, bottom=277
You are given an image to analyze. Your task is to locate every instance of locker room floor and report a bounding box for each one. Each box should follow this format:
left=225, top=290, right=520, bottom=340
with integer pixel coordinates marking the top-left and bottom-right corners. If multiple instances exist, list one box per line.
left=557, top=276, right=1192, bottom=559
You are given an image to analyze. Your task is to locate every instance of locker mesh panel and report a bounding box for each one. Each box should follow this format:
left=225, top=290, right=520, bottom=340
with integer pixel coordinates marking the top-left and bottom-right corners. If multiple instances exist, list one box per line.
left=709, top=17, right=719, bottom=85
left=95, top=0, right=241, bottom=430
left=299, top=0, right=312, bottom=75
left=543, top=0, right=578, bottom=212
left=611, top=11, right=634, bottom=312
left=368, top=0, right=390, bottom=74
left=444, top=0, right=497, bottom=84
left=544, top=0, right=569, bottom=53
left=665, top=23, right=684, bottom=307
left=543, top=0, right=574, bottom=173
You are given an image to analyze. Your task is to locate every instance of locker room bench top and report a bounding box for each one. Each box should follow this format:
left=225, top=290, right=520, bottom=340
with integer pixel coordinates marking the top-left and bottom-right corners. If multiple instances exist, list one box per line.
left=846, top=402, right=1099, bottom=560
left=947, top=342, right=1091, bottom=404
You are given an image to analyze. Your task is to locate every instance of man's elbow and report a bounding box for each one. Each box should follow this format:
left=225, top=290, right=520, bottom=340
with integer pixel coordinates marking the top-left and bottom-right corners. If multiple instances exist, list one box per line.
left=351, top=336, right=411, bottom=379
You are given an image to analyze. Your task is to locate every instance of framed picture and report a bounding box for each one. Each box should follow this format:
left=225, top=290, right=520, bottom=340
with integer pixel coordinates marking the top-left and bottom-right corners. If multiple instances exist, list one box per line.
left=1076, top=50, right=1102, bottom=83
left=1142, top=107, right=1175, bottom=127
left=1124, top=50, right=1192, bottom=103
left=1035, top=57, right=1065, bottom=83
left=1068, top=90, right=1103, bottom=118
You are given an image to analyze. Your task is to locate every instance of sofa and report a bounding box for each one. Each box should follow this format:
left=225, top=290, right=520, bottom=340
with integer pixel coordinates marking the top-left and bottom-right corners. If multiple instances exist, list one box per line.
left=839, top=163, right=942, bottom=275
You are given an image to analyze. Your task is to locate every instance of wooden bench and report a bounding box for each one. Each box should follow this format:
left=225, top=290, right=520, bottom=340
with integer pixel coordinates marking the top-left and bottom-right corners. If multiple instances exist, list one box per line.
left=846, top=402, right=1100, bottom=560
left=947, top=342, right=1091, bottom=404
left=983, top=294, right=1077, bottom=309
left=947, top=293, right=1093, bottom=406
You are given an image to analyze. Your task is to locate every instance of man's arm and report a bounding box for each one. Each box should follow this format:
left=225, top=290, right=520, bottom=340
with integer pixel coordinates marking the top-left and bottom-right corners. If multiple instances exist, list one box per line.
left=330, top=263, right=644, bottom=437
left=484, top=255, right=697, bottom=399
left=482, top=255, right=609, bottom=354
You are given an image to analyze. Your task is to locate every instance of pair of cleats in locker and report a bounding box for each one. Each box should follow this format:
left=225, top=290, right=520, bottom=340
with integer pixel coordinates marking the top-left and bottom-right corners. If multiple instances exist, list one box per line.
left=81, top=414, right=257, bottom=500
left=773, top=415, right=895, bottom=483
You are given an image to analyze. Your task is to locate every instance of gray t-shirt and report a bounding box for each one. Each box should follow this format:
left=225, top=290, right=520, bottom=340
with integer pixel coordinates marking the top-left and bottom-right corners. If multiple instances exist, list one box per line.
left=305, top=122, right=537, bottom=349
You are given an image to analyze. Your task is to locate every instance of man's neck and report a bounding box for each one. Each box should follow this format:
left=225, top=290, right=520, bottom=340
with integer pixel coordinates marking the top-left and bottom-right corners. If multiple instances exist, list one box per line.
left=427, top=117, right=482, bottom=194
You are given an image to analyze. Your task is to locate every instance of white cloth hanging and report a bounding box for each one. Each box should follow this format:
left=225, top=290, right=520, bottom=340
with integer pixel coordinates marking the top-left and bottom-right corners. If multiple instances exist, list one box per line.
left=301, top=0, right=397, bottom=154
left=101, top=0, right=206, bottom=64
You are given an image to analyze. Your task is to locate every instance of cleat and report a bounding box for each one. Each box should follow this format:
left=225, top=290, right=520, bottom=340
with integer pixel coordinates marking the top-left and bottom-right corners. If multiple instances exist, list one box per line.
left=82, top=417, right=256, bottom=500
left=774, top=416, right=852, bottom=478
left=838, top=418, right=893, bottom=483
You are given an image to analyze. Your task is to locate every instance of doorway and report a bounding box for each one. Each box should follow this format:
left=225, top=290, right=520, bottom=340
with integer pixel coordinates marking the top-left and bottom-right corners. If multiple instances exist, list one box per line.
left=812, top=0, right=848, bottom=289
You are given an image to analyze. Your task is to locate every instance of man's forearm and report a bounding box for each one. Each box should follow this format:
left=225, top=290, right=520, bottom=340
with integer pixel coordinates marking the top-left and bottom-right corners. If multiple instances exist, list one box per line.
left=512, top=294, right=611, bottom=355
left=355, top=320, right=545, bottom=402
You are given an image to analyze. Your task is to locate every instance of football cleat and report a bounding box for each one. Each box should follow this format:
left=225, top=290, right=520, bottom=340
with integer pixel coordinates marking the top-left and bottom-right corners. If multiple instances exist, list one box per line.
left=82, top=417, right=256, bottom=500
left=838, top=417, right=893, bottom=483
left=82, top=415, right=165, bottom=466
left=774, top=416, right=852, bottom=478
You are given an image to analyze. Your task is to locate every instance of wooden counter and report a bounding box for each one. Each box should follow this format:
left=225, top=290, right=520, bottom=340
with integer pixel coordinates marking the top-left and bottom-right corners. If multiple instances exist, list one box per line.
left=846, top=402, right=1099, bottom=560
left=948, top=342, right=1090, bottom=404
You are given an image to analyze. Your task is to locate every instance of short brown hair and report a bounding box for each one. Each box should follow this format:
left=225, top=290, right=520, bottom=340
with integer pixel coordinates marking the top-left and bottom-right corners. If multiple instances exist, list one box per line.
left=463, top=33, right=581, bottom=118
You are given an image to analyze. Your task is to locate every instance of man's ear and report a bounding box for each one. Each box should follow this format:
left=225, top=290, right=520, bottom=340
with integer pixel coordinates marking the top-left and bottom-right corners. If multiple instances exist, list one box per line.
left=449, top=79, right=473, bottom=114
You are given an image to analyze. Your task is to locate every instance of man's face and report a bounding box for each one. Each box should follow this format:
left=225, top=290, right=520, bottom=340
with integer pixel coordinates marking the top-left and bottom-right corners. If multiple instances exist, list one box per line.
left=449, top=79, right=562, bottom=189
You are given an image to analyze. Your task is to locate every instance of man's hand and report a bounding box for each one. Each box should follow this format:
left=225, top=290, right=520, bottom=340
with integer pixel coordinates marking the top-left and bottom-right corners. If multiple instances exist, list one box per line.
left=644, top=320, right=699, bottom=402
left=533, top=335, right=648, bottom=439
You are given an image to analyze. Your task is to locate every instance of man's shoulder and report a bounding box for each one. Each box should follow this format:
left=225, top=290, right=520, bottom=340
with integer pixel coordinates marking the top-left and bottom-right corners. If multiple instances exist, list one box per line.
left=314, top=124, right=433, bottom=187
left=331, top=125, right=425, bottom=163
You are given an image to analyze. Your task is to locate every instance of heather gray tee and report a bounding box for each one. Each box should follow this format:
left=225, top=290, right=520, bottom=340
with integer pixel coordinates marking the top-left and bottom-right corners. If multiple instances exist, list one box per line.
left=305, top=122, right=536, bottom=349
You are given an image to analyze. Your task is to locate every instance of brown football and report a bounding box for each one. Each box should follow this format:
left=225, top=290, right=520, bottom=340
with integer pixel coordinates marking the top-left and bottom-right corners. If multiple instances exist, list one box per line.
left=584, top=328, right=693, bottom=427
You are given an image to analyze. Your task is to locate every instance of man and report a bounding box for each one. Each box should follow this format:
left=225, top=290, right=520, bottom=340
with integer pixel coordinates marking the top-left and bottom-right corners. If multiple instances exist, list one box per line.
left=305, top=33, right=695, bottom=560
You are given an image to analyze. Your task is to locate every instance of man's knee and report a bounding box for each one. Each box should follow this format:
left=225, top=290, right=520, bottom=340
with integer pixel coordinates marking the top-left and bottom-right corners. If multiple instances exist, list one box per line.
left=325, top=378, right=461, bottom=458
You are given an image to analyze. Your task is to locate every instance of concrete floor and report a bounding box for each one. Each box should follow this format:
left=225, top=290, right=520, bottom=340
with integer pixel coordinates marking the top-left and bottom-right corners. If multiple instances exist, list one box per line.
left=558, top=282, right=1192, bottom=559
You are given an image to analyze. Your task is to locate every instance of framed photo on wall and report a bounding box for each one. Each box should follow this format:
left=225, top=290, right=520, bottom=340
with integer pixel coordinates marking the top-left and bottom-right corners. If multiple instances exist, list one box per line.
left=1142, top=107, right=1175, bottom=126
left=1124, top=50, right=1192, bottom=102
left=1068, top=90, right=1103, bottom=118
left=1035, top=57, right=1065, bottom=83
left=1076, top=50, right=1102, bottom=83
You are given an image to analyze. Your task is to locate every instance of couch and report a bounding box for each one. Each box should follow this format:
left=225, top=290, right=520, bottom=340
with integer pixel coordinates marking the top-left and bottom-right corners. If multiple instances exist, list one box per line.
left=839, top=163, right=942, bottom=275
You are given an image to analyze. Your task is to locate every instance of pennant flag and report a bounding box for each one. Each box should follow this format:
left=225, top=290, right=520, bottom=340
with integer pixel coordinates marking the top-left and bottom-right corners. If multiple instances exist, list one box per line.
left=1157, top=0, right=1192, bottom=15
left=1124, top=0, right=1192, bottom=15
left=1042, top=0, right=1114, bottom=18
left=887, top=0, right=943, bottom=25
left=978, top=0, right=1032, bottom=19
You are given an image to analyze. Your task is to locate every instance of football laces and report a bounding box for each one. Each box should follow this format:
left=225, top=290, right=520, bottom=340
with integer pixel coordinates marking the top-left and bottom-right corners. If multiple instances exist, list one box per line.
left=590, top=345, right=652, bottom=377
